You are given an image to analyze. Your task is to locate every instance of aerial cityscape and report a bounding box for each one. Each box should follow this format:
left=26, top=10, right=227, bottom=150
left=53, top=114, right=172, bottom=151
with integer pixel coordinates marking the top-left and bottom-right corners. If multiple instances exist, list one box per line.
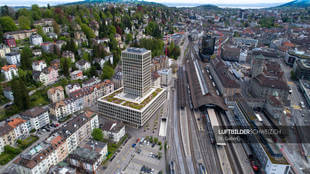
left=0, top=0, right=309, bottom=174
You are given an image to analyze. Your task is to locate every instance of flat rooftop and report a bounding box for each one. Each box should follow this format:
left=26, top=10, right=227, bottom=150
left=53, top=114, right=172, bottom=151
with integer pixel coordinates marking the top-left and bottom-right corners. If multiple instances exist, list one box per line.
left=98, top=87, right=164, bottom=111
left=123, top=47, right=149, bottom=54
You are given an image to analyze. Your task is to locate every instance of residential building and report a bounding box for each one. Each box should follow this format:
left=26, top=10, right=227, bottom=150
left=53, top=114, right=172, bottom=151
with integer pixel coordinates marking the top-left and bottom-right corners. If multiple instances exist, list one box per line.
left=13, top=111, right=97, bottom=174
left=62, top=51, right=75, bottom=63
left=75, top=60, right=91, bottom=71
left=122, top=47, right=152, bottom=97
left=7, top=117, right=29, bottom=139
left=158, top=69, right=172, bottom=86
left=30, top=34, right=43, bottom=46
left=20, top=106, right=50, bottom=130
left=56, top=110, right=99, bottom=153
left=68, top=141, right=107, bottom=174
left=49, top=97, right=82, bottom=121
left=46, top=134, right=69, bottom=162
left=4, top=36, right=16, bottom=48
left=1, top=64, right=18, bottom=81
left=33, top=66, right=59, bottom=86
left=65, top=83, right=81, bottom=96
left=14, top=142, right=58, bottom=174
left=100, top=120, right=125, bottom=142
left=0, top=122, right=16, bottom=152
left=32, top=60, right=47, bottom=72
left=0, top=44, right=10, bottom=58
left=209, top=58, right=241, bottom=97
left=6, top=52, right=21, bottom=65
left=82, top=77, right=101, bottom=88
left=70, top=70, right=84, bottom=80
left=32, top=49, right=42, bottom=57
left=41, top=42, right=55, bottom=53
left=48, top=165, right=76, bottom=174
left=3, top=29, right=37, bottom=40
left=33, top=18, right=54, bottom=27
left=47, top=86, right=65, bottom=103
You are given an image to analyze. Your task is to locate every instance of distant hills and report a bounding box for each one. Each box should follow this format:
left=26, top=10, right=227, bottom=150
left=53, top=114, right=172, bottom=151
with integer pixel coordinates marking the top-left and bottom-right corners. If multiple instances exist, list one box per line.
left=277, top=0, right=310, bottom=8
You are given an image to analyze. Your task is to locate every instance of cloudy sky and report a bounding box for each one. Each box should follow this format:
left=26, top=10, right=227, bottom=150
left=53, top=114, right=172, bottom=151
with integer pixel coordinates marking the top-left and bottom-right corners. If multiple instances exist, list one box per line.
left=0, top=0, right=292, bottom=7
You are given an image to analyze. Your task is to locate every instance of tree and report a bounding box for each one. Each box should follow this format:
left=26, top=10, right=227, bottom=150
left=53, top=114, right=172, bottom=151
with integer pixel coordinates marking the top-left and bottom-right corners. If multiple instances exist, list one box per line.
left=92, top=128, right=103, bottom=141
left=125, top=33, right=133, bottom=44
left=52, top=21, right=60, bottom=35
left=0, top=16, right=17, bottom=32
left=18, top=16, right=31, bottom=30
left=60, top=58, right=70, bottom=77
left=11, top=78, right=30, bottom=111
left=101, top=64, right=114, bottom=80
left=145, top=21, right=161, bottom=38
left=21, top=47, right=33, bottom=70
left=31, top=4, right=41, bottom=20
left=81, top=23, right=95, bottom=39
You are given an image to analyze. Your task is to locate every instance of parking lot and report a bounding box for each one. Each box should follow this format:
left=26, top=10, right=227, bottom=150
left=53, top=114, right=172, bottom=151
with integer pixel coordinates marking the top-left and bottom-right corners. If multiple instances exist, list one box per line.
left=124, top=139, right=165, bottom=174
left=103, top=136, right=166, bottom=174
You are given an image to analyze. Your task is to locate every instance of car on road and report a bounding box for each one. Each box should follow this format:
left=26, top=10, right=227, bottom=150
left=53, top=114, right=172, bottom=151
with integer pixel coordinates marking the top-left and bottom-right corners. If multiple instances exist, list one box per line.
left=132, top=143, right=136, bottom=148
left=152, top=144, right=155, bottom=148
left=289, top=89, right=292, bottom=94
left=300, top=101, right=305, bottom=108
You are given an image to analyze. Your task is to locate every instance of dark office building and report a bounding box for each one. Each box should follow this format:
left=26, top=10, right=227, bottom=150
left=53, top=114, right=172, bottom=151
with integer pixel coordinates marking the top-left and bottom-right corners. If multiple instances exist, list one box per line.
left=199, top=34, right=215, bottom=62
left=293, top=59, right=310, bottom=80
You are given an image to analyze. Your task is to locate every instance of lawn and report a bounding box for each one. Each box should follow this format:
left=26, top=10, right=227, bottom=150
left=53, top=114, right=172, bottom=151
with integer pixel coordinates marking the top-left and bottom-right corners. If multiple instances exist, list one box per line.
left=17, top=135, right=39, bottom=149
left=0, top=146, right=22, bottom=165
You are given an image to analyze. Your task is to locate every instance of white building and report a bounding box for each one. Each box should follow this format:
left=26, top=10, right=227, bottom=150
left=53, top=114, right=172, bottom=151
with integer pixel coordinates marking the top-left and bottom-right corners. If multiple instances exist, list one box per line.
left=101, top=120, right=126, bottom=142
left=0, top=44, right=10, bottom=58
left=1, top=64, right=18, bottom=81
left=6, top=52, right=20, bottom=65
left=158, top=69, right=172, bottom=86
left=65, top=83, right=81, bottom=96
left=20, top=106, right=50, bottom=130
left=30, top=34, right=43, bottom=46
left=75, top=60, right=91, bottom=71
left=98, top=87, right=167, bottom=128
left=70, top=70, right=84, bottom=80
left=49, top=97, right=82, bottom=121
left=32, top=60, right=47, bottom=72
left=7, top=118, right=29, bottom=139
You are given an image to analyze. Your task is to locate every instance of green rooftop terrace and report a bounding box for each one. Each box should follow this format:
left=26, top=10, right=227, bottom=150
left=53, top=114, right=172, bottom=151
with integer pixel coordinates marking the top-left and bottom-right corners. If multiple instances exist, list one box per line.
left=103, top=88, right=163, bottom=110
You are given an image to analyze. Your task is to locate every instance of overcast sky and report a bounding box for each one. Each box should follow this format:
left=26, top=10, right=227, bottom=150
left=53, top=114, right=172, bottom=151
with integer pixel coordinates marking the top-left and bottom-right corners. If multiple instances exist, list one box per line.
left=0, top=0, right=292, bottom=7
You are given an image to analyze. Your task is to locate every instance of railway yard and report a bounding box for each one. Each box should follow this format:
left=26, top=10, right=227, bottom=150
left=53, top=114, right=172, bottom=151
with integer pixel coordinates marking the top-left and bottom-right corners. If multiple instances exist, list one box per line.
left=167, top=37, right=258, bottom=174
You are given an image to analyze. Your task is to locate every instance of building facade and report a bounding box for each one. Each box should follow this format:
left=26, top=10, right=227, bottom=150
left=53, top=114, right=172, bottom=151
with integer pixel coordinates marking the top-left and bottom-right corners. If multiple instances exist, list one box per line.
left=122, top=47, right=152, bottom=97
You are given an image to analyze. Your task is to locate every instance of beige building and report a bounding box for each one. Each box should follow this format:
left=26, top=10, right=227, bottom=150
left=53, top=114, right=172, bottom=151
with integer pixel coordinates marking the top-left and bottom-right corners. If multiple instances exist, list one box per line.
left=0, top=122, right=16, bottom=152
left=47, top=86, right=65, bottom=103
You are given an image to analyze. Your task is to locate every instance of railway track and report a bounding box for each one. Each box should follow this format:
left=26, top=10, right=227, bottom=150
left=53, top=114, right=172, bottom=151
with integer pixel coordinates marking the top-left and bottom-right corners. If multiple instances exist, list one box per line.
left=186, top=41, right=222, bottom=174
left=216, top=110, right=244, bottom=174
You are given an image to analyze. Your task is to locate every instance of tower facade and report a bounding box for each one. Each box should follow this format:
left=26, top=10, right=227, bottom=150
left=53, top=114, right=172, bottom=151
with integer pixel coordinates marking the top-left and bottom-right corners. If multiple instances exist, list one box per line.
left=122, top=47, right=152, bottom=97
